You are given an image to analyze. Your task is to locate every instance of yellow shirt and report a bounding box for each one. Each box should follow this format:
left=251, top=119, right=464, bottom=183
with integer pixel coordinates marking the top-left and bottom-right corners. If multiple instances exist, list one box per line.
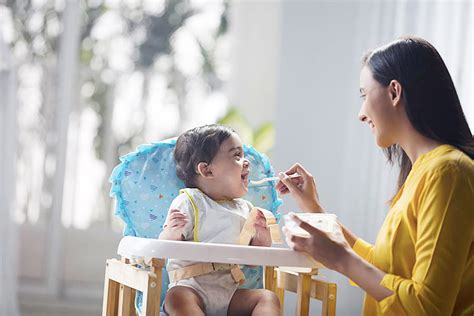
left=353, top=144, right=474, bottom=315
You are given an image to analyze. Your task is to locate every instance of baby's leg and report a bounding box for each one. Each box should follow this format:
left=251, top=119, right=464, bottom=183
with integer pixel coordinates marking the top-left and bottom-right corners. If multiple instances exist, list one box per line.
left=227, top=289, right=280, bottom=316
left=164, top=286, right=205, bottom=316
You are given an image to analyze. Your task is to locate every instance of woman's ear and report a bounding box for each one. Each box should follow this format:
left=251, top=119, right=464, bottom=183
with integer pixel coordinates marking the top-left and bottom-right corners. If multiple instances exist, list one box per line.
left=196, top=162, right=213, bottom=178
left=389, top=80, right=403, bottom=107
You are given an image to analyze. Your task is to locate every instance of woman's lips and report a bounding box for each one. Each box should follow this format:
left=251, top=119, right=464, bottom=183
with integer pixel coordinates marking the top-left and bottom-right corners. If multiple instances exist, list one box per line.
left=368, top=121, right=375, bottom=131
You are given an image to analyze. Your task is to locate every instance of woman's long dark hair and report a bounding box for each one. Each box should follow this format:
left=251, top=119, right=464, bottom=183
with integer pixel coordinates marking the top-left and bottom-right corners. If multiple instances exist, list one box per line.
left=363, top=36, right=474, bottom=191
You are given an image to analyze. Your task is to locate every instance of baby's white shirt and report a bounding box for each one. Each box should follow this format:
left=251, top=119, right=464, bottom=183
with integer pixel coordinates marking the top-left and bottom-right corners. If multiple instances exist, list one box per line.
left=165, top=188, right=253, bottom=271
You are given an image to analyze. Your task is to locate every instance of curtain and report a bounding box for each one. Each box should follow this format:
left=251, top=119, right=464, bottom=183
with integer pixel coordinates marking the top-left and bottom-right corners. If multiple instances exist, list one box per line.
left=0, top=33, right=19, bottom=316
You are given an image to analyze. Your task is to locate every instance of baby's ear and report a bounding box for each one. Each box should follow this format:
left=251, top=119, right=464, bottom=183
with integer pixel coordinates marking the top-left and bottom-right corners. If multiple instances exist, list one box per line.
left=196, top=162, right=213, bottom=178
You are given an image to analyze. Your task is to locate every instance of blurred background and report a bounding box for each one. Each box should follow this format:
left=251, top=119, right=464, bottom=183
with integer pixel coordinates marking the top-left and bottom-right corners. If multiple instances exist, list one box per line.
left=0, top=0, right=472, bottom=315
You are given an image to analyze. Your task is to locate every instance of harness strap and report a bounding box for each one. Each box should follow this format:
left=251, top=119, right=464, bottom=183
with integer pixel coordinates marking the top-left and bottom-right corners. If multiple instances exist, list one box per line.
left=239, top=207, right=282, bottom=245
left=168, top=263, right=245, bottom=285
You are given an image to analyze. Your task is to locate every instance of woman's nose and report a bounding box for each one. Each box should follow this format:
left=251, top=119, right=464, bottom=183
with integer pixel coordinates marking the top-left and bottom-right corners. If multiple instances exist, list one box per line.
left=358, top=107, right=367, bottom=122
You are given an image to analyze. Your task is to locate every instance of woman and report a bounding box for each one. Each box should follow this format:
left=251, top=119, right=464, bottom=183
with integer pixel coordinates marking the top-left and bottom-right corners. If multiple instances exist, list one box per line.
left=277, top=36, right=474, bottom=315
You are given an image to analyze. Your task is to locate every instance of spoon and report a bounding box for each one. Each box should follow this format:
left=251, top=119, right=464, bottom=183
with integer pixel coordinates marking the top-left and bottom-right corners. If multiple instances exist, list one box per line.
left=249, top=173, right=301, bottom=186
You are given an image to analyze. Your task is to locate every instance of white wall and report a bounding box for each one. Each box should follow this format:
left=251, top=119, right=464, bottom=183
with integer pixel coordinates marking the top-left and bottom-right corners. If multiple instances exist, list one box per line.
left=228, top=0, right=282, bottom=128
left=275, top=3, right=371, bottom=314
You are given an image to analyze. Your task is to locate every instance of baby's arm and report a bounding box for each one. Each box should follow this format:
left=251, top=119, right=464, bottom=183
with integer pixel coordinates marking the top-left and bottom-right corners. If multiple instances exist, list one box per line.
left=159, top=209, right=188, bottom=241
left=159, top=194, right=194, bottom=241
left=249, top=209, right=272, bottom=247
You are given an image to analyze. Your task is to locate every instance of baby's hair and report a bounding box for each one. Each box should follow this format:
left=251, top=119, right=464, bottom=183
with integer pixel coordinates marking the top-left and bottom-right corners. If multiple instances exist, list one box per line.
left=174, top=124, right=236, bottom=187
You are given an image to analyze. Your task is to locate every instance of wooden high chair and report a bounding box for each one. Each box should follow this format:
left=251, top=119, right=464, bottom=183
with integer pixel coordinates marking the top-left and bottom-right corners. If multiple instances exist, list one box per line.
left=102, top=237, right=337, bottom=316
left=105, top=139, right=337, bottom=315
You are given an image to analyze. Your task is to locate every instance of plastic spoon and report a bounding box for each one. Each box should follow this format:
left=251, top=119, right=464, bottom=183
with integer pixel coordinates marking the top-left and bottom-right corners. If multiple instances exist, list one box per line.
left=249, top=173, right=301, bottom=186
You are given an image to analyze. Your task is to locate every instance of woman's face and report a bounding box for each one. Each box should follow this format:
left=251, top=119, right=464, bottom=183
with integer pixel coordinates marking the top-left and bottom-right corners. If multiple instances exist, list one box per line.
left=208, top=133, right=250, bottom=199
left=358, top=66, right=398, bottom=148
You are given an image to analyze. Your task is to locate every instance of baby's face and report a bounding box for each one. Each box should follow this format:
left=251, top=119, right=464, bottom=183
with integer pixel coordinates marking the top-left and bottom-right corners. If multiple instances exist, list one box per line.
left=209, top=133, right=250, bottom=199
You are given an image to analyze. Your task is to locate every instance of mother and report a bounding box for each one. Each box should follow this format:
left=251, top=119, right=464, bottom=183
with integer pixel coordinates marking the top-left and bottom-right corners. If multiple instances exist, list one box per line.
left=277, top=36, right=473, bottom=315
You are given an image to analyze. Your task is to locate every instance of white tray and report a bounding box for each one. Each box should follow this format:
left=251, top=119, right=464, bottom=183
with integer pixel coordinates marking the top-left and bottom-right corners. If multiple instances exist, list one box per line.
left=118, top=236, right=322, bottom=269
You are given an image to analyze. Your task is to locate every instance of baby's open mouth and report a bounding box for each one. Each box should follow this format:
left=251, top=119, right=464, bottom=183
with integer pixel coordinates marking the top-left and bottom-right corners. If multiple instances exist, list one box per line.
left=241, top=172, right=249, bottom=182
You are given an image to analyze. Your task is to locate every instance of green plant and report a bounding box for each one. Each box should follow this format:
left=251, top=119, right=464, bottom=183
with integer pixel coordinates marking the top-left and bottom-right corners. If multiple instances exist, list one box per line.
left=218, top=107, right=275, bottom=155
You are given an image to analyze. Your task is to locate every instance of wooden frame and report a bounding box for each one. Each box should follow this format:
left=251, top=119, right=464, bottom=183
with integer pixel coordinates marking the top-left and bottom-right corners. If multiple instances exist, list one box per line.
left=103, top=258, right=336, bottom=316
left=275, top=267, right=337, bottom=316
left=103, top=257, right=164, bottom=316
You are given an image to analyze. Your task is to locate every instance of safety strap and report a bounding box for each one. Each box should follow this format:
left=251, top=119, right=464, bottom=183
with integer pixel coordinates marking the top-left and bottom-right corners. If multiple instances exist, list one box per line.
left=239, top=207, right=282, bottom=245
left=168, top=262, right=246, bottom=285
left=179, top=189, right=200, bottom=242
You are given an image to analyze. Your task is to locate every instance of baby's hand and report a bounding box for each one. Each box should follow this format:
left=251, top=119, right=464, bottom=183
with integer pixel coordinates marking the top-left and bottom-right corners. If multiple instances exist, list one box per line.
left=159, top=209, right=188, bottom=241
left=250, top=210, right=272, bottom=247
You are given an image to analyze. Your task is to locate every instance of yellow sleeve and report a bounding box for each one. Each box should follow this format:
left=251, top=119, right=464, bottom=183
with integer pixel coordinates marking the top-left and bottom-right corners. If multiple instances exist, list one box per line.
left=349, top=238, right=375, bottom=286
left=378, top=165, right=474, bottom=315
left=352, top=238, right=374, bottom=262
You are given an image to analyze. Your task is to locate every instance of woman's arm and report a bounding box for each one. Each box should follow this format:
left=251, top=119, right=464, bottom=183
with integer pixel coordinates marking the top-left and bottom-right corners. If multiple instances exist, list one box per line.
left=338, top=221, right=358, bottom=248
left=286, top=164, right=474, bottom=315
left=339, top=249, right=393, bottom=301
left=284, top=216, right=392, bottom=301
left=277, top=163, right=362, bottom=248
left=276, top=163, right=389, bottom=299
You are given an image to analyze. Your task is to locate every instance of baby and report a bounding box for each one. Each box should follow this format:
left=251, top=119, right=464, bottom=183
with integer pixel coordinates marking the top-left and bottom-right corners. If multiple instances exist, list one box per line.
left=159, top=124, right=280, bottom=316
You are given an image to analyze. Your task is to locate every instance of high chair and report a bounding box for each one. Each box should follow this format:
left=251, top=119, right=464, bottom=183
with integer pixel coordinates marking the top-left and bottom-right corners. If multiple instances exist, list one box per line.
left=103, top=138, right=337, bottom=316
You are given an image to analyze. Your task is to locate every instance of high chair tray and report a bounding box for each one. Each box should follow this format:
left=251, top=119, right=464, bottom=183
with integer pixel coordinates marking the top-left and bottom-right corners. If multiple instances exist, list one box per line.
left=118, top=236, right=323, bottom=268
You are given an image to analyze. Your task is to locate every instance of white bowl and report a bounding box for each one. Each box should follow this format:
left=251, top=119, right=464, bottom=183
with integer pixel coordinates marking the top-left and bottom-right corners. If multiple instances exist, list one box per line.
left=284, top=212, right=338, bottom=237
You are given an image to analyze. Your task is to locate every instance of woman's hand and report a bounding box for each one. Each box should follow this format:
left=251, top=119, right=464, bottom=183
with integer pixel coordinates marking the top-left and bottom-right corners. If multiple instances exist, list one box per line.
left=283, top=213, right=352, bottom=273
left=276, top=163, right=323, bottom=212
left=284, top=214, right=393, bottom=301
left=159, top=209, right=188, bottom=241
left=250, top=210, right=272, bottom=247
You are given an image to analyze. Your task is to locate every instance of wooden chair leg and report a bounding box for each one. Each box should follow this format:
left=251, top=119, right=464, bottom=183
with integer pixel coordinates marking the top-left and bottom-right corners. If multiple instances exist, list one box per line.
left=264, top=266, right=276, bottom=291
left=275, top=286, right=285, bottom=316
left=308, top=278, right=337, bottom=316
left=264, top=266, right=286, bottom=315
left=275, top=267, right=336, bottom=316
left=103, top=265, right=120, bottom=316
left=118, top=284, right=135, bottom=316
left=141, top=275, right=161, bottom=316
left=321, top=282, right=337, bottom=316
left=103, top=257, right=165, bottom=316
left=142, top=258, right=164, bottom=316
left=117, top=257, right=135, bottom=316
left=296, top=273, right=312, bottom=316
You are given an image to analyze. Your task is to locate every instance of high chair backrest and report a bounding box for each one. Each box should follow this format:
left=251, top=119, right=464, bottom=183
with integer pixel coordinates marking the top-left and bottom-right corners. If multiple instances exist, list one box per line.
left=109, top=138, right=282, bottom=310
left=110, top=138, right=282, bottom=238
